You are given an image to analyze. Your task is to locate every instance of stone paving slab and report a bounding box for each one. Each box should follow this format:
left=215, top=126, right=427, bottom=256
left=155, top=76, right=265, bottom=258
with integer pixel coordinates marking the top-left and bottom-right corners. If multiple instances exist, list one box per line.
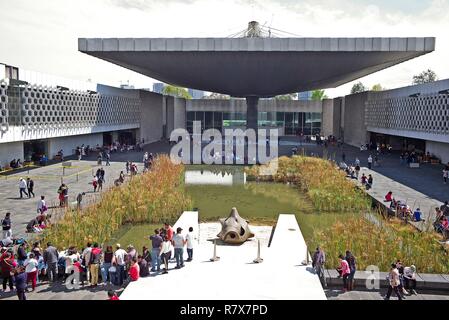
left=0, top=159, right=144, bottom=239
left=325, top=289, right=449, bottom=300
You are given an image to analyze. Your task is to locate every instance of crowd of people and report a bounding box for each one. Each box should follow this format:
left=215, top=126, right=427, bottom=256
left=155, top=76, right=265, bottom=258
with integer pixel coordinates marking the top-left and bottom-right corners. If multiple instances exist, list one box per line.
left=313, top=247, right=418, bottom=299
left=0, top=221, right=196, bottom=300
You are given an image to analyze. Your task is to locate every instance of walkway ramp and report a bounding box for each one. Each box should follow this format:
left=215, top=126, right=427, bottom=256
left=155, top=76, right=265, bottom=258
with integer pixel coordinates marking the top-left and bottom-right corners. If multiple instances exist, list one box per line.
left=120, top=212, right=326, bottom=300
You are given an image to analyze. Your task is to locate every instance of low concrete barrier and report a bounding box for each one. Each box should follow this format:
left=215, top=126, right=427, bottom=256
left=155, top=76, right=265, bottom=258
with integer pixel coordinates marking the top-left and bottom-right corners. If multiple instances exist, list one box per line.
left=325, top=269, right=449, bottom=291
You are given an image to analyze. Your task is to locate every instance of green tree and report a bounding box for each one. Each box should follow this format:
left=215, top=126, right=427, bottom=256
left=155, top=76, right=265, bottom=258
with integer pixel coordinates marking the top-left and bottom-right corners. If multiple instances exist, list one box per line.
left=275, top=93, right=298, bottom=100
left=204, top=92, right=231, bottom=99
left=162, top=85, right=192, bottom=99
left=412, top=69, right=438, bottom=85
left=371, top=84, right=384, bottom=91
left=311, top=90, right=328, bottom=101
left=350, top=81, right=367, bottom=94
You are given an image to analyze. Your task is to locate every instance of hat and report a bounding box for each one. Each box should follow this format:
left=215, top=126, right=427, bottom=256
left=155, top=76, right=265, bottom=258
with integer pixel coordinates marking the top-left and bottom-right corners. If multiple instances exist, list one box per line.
left=116, top=243, right=121, bottom=248
left=177, top=227, right=183, bottom=233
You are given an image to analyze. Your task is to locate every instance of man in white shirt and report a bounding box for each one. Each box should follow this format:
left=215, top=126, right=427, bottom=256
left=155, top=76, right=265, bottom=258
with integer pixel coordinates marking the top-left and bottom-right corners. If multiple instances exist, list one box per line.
left=172, top=227, right=186, bottom=268
left=19, top=177, right=29, bottom=198
left=114, top=243, right=128, bottom=285
left=37, top=195, right=47, bottom=214
left=186, top=227, right=195, bottom=262
left=82, top=243, right=92, bottom=283
left=367, top=155, right=373, bottom=169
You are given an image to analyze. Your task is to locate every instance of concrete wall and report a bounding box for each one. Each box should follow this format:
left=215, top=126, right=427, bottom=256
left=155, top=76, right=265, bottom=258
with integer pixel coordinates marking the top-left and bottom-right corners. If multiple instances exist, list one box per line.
left=47, top=133, right=103, bottom=158
left=321, top=98, right=340, bottom=137
left=342, top=92, right=370, bottom=147
left=426, top=141, right=449, bottom=164
left=139, top=90, right=164, bottom=143
left=173, top=98, right=186, bottom=130
left=0, top=141, right=23, bottom=168
left=187, top=98, right=323, bottom=113
left=166, top=96, right=175, bottom=138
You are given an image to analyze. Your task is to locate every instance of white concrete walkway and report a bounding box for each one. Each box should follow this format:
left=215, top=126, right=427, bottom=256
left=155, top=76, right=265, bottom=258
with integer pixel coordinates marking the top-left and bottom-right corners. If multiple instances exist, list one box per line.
left=354, top=167, right=443, bottom=231
left=120, top=212, right=326, bottom=300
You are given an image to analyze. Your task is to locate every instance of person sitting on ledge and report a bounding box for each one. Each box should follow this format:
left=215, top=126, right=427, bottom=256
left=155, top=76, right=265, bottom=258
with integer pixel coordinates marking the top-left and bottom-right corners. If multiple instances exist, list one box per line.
left=39, top=154, right=48, bottom=166
left=10, top=159, right=17, bottom=169
left=360, top=173, right=367, bottom=185
left=413, top=208, right=424, bottom=222
left=384, top=191, right=393, bottom=202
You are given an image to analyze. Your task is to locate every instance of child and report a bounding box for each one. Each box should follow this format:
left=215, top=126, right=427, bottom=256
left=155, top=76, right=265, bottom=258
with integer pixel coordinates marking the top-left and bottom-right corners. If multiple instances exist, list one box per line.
left=108, top=290, right=119, bottom=300
left=128, top=257, right=140, bottom=281
left=93, top=176, right=98, bottom=192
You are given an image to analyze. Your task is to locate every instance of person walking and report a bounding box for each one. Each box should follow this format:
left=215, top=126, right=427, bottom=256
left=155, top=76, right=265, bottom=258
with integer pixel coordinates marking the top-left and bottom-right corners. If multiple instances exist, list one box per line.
left=76, top=192, right=85, bottom=210
left=312, top=246, right=326, bottom=284
left=403, top=265, right=418, bottom=295
left=43, top=242, right=59, bottom=284
left=172, top=227, right=186, bottom=268
left=98, top=176, right=103, bottom=192
left=105, top=152, right=111, bottom=166
left=159, top=236, right=172, bottom=274
left=24, top=253, right=38, bottom=291
left=37, top=196, right=47, bottom=214
left=93, top=176, right=98, bottom=192
left=13, top=267, right=27, bottom=300
left=27, top=178, right=35, bottom=198
left=2, top=212, right=12, bottom=239
left=367, top=155, right=373, bottom=170
left=186, top=227, right=195, bottom=262
left=337, top=254, right=350, bottom=292
left=19, top=177, right=29, bottom=198
left=345, top=250, right=356, bottom=291
left=385, top=263, right=403, bottom=300
left=341, top=152, right=346, bottom=163
left=354, top=164, right=360, bottom=179
left=126, top=161, right=130, bottom=175
left=89, top=243, right=102, bottom=287
left=149, top=229, right=163, bottom=272
left=443, top=168, right=448, bottom=184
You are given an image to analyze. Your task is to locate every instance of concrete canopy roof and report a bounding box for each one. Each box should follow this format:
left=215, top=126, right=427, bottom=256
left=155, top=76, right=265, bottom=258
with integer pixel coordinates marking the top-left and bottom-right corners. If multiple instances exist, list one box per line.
left=78, top=37, right=435, bottom=97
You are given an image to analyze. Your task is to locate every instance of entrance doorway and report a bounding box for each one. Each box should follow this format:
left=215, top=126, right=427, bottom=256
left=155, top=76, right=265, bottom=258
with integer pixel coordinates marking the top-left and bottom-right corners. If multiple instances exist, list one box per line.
left=24, top=140, right=48, bottom=162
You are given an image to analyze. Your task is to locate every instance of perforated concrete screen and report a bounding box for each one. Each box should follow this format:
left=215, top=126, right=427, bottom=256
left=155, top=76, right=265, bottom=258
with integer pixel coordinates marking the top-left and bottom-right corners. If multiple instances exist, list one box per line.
left=365, top=94, right=449, bottom=135
left=0, top=81, right=8, bottom=133
left=18, top=83, right=140, bottom=130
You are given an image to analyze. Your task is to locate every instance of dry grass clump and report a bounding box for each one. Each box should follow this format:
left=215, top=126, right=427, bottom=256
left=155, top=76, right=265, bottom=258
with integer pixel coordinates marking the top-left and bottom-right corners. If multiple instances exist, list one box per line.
left=41, top=155, right=192, bottom=249
left=246, top=156, right=370, bottom=212
left=312, top=215, right=449, bottom=273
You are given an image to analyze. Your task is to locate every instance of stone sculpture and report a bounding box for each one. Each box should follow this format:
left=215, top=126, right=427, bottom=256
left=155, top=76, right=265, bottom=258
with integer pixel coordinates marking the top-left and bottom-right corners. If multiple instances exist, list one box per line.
left=217, top=207, right=254, bottom=244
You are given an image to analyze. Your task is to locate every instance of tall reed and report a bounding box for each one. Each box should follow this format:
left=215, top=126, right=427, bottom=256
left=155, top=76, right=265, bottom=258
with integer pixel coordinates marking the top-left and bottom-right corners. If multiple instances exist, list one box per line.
left=246, top=156, right=371, bottom=212
left=40, top=155, right=192, bottom=249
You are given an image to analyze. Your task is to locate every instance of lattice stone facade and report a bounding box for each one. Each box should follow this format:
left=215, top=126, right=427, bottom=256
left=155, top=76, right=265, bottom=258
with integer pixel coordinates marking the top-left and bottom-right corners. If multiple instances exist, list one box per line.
left=0, top=81, right=8, bottom=133
left=17, top=84, right=141, bottom=130
left=365, top=94, right=449, bottom=136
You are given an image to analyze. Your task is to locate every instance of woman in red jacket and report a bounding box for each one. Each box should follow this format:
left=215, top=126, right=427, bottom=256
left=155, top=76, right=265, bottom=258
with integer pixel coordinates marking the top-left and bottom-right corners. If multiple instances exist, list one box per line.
left=1, top=250, right=17, bottom=291
left=337, top=254, right=351, bottom=292
left=128, top=257, right=140, bottom=281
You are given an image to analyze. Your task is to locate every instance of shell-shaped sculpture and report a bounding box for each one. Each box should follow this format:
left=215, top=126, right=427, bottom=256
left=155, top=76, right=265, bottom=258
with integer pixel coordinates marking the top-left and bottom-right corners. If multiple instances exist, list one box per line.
left=217, top=207, right=255, bottom=244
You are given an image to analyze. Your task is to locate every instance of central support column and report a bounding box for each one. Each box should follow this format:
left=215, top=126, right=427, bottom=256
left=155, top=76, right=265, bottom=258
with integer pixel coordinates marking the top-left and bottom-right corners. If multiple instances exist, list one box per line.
left=245, top=96, right=259, bottom=132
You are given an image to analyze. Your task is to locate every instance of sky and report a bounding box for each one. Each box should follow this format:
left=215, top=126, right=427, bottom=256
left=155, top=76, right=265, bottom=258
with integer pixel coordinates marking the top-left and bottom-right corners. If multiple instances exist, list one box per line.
left=0, top=0, right=448, bottom=97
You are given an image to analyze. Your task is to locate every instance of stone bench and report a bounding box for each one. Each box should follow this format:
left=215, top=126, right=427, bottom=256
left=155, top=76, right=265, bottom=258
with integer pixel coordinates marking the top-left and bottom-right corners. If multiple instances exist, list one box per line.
left=324, top=269, right=449, bottom=291
left=409, top=163, right=420, bottom=168
left=62, top=161, right=73, bottom=167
